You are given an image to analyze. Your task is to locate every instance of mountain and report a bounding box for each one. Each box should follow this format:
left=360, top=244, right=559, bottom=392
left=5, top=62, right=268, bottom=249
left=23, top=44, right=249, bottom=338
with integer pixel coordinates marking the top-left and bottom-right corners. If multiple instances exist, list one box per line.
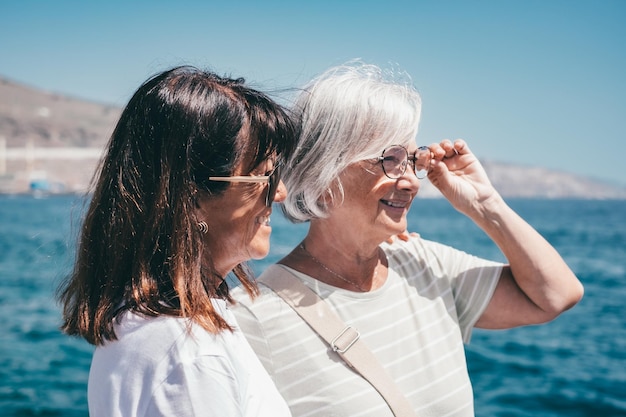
left=417, top=161, right=626, bottom=199
left=0, top=76, right=120, bottom=148
left=1, top=75, right=625, bottom=198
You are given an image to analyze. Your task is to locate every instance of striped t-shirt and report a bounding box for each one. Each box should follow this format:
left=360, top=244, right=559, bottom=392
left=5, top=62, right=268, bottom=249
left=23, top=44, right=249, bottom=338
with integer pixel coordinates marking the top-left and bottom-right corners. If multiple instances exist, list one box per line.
left=231, top=236, right=502, bottom=417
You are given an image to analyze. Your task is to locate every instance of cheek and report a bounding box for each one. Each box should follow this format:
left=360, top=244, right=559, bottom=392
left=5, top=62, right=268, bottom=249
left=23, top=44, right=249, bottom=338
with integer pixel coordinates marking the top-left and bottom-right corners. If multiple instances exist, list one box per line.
left=340, top=169, right=381, bottom=199
left=346, top=178, right=390, bottom=206
left=209, top=217, right=258, bottom=264
left=198, top=188, right=271, bottom=266
left=240, top=203, right=270, bottom=245
left=234, top=213, right=260, bottom=244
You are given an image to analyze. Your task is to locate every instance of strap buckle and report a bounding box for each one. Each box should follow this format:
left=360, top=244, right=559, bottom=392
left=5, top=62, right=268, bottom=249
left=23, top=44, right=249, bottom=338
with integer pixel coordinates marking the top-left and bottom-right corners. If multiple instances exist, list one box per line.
left=331, top=326, right=360, bottom=353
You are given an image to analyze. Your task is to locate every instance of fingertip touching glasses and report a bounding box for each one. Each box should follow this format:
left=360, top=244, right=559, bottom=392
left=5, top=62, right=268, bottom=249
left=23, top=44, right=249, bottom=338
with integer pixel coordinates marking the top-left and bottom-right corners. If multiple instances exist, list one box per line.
left=377, top=145, right=431, bottom=180
left=208, top=163, right=282, bottom=207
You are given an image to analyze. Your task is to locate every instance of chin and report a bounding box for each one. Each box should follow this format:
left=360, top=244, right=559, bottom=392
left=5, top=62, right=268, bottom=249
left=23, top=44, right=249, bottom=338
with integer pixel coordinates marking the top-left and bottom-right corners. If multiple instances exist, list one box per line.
left=248, top=242, right=271, bottom=260
left=386, top=220, right=407, bottom=235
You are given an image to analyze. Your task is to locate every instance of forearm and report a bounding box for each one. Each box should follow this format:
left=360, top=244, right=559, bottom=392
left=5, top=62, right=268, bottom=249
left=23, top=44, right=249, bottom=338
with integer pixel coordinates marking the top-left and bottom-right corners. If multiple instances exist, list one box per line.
left=471, top=194, right=584, bottom=317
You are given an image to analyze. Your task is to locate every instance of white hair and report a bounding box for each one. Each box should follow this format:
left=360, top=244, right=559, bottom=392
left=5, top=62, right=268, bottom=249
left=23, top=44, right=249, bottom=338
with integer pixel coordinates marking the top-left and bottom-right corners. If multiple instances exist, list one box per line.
left=281, top=61, right=422, bottom=222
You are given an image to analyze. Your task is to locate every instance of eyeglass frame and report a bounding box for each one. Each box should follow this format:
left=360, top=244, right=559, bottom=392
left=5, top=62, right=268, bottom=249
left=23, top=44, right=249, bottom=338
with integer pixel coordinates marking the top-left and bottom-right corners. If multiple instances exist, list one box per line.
left=208, top=163, right=282, bottom=207
left=376, top=145, right=431, bottom=180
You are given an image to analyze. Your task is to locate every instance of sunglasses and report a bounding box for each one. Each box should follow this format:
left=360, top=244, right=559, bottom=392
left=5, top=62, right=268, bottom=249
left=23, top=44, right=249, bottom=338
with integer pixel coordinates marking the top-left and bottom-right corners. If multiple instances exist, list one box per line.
left=208, top=164, right=282, bottom=207
left=376, top=145, right=431, bottom=179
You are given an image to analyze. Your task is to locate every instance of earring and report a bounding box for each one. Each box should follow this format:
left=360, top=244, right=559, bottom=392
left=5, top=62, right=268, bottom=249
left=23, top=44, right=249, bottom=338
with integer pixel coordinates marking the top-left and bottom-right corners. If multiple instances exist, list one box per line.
left=198, top=221, right=209, bottom=234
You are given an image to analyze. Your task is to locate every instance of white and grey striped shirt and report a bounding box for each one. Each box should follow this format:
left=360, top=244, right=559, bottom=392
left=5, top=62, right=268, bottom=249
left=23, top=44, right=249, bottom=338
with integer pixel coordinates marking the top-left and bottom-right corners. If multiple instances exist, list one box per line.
left=232, top=236, right=502, bottom=417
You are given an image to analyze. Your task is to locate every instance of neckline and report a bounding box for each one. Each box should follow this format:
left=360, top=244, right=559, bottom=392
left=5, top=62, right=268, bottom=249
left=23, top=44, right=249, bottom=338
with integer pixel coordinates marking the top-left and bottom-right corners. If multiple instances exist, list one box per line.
left=278, top=246, right=394, bottom=299
left=298, top=242, right=377, bottom=292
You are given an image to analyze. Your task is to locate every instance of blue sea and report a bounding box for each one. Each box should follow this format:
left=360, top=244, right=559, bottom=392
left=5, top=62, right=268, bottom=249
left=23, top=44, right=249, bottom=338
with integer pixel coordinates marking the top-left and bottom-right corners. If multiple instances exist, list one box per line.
left=1, top=195, right=624, bottom=416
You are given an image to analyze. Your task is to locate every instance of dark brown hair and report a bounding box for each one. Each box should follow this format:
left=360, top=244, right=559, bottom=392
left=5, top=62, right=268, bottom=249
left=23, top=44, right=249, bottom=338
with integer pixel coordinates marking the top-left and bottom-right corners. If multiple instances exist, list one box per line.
left=57, top=66, right=296, bottom=345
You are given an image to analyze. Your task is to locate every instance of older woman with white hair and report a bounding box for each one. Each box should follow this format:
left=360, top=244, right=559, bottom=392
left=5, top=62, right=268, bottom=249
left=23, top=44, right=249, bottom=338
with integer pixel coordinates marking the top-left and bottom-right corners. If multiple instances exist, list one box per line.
left=232, top=62, right=584, bottom=417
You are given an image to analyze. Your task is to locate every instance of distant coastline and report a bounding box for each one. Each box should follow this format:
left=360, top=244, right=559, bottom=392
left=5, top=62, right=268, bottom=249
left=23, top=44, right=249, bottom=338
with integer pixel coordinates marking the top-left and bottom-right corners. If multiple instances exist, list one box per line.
left=2, top=141, right=626, bottom=199
left=2, top=75, right=625, bottom=199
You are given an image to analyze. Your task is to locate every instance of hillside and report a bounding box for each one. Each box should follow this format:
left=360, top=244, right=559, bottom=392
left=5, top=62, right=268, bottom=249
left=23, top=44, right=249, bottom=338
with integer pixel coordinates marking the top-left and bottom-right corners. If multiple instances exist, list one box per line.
left=1, top=75, right=625, bottom=198
left=417, top=161, right=626, bottom=199
left=0, top=77, right=120, bottom=148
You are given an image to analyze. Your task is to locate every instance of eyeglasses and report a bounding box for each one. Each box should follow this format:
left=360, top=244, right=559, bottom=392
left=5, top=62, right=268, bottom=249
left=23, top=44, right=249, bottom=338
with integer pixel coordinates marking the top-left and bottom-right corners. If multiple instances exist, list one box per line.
left=208, top=164, right=282, bottom=207
left=376, top=145, right=431, bottom=179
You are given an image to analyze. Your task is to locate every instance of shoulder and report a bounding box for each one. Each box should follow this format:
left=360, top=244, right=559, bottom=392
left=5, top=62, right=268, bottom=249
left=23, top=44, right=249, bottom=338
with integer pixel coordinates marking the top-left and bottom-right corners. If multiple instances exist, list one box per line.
left=231, top=267, right=292, bottom=319
left=109, top=312, right=187, bottom=351
left=381, top=234, right=502, bottom=295
left=381, top=233, right=453, bottom=264
left=101, top=310, right=238, bottom=365
left=382, top=233, right=497, bottom=267
left=231, top=264, right=314, bottom=338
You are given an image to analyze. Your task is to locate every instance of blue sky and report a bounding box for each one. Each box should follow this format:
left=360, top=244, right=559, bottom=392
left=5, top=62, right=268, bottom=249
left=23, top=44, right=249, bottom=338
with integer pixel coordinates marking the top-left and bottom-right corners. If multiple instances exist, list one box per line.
left=1, top=0, right=625, bottom=186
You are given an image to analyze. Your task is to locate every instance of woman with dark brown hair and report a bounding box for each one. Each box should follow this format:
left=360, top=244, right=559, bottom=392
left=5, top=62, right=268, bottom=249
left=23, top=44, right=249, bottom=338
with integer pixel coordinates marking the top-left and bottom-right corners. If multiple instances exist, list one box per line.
left=57, top=66, right=296, bottom=416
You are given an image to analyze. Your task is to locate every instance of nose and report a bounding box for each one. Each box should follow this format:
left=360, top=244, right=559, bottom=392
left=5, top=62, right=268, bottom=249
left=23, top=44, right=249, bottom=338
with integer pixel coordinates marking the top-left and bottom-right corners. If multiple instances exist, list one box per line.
left=396, top=165, right=421, bottom=193
left=273, top=180, right=288, bottom=203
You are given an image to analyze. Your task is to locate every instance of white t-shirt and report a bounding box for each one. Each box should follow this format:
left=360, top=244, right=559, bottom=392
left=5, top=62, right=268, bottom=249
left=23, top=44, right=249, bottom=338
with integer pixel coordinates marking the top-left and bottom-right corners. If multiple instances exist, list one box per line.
left=232, top=236, right=503, bottom=417
left=88, top=299, right=291, bottom=417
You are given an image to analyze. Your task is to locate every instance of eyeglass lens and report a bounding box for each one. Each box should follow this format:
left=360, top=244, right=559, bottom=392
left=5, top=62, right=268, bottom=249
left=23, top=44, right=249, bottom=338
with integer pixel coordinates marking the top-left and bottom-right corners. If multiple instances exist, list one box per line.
left=265, top=164, right=282, bottom=206
left=413, top=146, right=430, bottom=179
left=381, top=145, right=430, bottom=179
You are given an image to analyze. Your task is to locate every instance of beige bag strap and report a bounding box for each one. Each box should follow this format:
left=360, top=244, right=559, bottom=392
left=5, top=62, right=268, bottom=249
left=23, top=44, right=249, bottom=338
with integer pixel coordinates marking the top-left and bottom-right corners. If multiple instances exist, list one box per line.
left=261, top=264, right=418, bottom=417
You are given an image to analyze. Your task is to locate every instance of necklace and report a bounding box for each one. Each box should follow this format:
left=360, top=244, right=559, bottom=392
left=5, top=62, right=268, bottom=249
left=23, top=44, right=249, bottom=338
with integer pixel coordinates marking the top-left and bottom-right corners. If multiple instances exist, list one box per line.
left=299, top=242, right=377, bottom=292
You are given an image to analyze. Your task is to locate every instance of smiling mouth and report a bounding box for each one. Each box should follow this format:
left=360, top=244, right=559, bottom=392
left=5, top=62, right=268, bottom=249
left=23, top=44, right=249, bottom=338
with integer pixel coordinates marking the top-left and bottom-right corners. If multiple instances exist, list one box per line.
left=381, top=199, right=409, bottom=209
left=256, top=215, right=271, bottom=226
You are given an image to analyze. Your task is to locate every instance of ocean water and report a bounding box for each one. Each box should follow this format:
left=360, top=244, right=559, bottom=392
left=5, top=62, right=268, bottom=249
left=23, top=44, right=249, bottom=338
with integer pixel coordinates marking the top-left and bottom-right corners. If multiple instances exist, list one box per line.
left=0, top=195, right=624, bottom=416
